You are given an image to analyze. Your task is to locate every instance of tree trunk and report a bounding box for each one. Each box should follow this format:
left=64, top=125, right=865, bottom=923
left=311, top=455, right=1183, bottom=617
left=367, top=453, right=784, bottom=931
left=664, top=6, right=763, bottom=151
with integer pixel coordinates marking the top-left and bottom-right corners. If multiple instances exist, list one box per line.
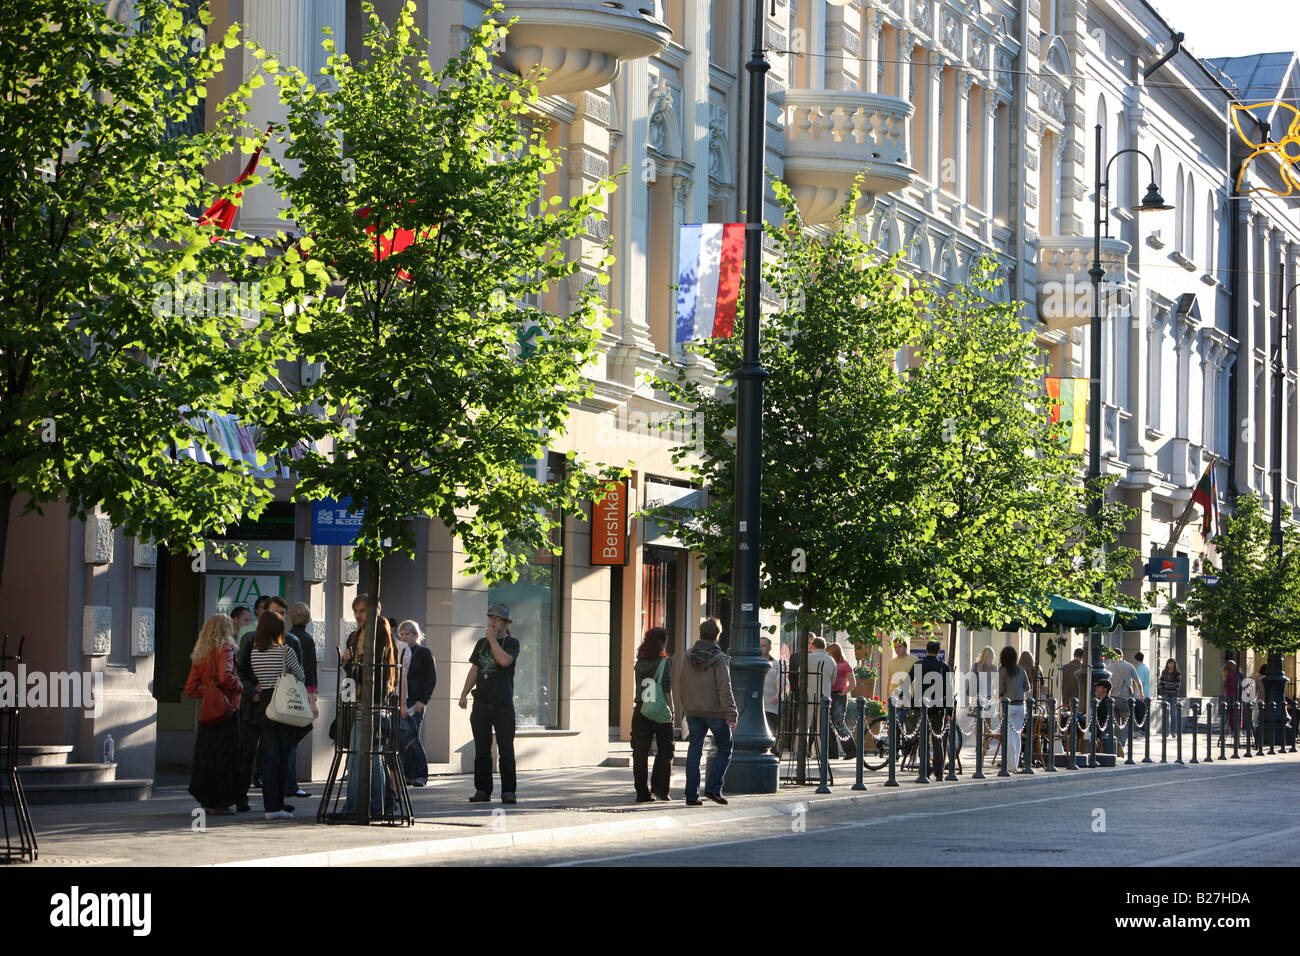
left=0, top=484, right=13, bottom=598
left=355, top=555, right=382, bottom=824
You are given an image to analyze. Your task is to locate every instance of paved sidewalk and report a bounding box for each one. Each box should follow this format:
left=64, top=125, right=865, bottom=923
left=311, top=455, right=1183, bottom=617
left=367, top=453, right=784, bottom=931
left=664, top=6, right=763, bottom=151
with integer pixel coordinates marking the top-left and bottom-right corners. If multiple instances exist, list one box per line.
left=20, top=745, right=1291, bottom=867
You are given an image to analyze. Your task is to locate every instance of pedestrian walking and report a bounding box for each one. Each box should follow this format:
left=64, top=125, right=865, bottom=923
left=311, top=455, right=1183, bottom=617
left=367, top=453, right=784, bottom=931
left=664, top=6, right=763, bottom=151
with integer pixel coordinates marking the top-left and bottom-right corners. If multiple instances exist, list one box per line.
left=804, top=636, right=838, bottom=745
left=341, top=595, right=402, bottom=815
left=631, top=627, right=675, bottom=803
left=1132, top=651, right=1150, bottom=727
left=1157, top=658, right=1181, bottom=736
left=1223, top=660, right=1241, bottom=733
left=459, top=603, right=520, bottom=804
left=184, top=613, right=243, bottom=814
left=398, top=620, right=436, bottom=787
left=999, top=646, right=1029, bottom=771
left=760, top=636, right=780, bottom=746
left=247, top=612, right=305, bottom=820
left=972, top=645, right=998, bottom=742
left=920, top=640, right=951, bottom=777
left=680, top=618, right=737, bottom=806
left=827, top=642, right=858, bottom=759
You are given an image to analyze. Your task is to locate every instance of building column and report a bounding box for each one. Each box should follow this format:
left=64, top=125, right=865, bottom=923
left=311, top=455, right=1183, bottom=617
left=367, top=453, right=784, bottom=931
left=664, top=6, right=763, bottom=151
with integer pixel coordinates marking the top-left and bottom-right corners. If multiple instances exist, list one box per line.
left=824, top=2, right=861, bottom=90
left=864, top=10, right=884, bottom=94
left=925, top=51, right=945, bottom=212
left=896, top=31, right=916, bottom=169
left=240, top=0, right=317, bottom=237
left=608, top=60, right=655, bottom=388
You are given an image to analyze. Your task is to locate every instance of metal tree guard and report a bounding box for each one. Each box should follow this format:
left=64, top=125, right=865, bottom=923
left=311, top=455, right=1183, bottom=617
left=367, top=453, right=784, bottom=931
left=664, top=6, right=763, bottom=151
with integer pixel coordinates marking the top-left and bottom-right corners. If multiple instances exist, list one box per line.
left=0, top=636, right=37, bottom=863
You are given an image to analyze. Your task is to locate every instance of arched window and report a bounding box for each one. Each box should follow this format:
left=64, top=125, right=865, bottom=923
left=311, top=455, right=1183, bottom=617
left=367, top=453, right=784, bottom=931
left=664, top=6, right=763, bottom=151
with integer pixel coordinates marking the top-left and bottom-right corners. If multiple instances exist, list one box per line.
left=1205, top=190, right=1216, bottom=271
left=1174, top=164, right=1185, bottom=252
left=1184, top=172, right=1196, bottom=261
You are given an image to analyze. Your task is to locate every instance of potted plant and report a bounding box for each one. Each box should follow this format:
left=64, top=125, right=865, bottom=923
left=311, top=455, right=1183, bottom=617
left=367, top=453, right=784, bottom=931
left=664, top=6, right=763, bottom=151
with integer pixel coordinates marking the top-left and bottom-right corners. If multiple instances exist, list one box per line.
left=853, top=663, right=878, bottom=699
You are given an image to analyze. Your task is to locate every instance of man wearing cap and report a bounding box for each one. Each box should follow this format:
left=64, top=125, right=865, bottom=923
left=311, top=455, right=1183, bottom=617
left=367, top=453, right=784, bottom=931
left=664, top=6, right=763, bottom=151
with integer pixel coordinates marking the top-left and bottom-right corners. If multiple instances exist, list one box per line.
left=459, top=603, right=521, bottom=804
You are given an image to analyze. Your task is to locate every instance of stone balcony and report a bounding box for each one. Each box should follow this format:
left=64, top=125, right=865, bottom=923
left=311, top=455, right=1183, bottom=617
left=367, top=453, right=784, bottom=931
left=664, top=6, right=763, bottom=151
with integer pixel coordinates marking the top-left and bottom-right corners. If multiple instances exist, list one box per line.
left=498, top=1, right=671, bottom=96
left=781, top=89, right=915, bottom=225
left=1036, top=235, right=1131, bottom=327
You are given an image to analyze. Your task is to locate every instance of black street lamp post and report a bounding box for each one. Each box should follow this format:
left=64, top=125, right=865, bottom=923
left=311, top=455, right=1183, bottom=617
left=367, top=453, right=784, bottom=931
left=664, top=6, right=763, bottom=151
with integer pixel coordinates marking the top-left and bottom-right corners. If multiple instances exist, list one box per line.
left=1087, top=124, right=1172, bottom=754
left=1264, top=280, right=1300, bottom=748
left=725, top=0, right=778, bottom=794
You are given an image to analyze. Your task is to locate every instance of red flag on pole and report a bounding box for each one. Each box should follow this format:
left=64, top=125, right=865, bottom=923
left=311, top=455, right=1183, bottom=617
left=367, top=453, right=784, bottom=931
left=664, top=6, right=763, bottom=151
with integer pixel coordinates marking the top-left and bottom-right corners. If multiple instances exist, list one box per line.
left=198, top=126, right=273, bottom=238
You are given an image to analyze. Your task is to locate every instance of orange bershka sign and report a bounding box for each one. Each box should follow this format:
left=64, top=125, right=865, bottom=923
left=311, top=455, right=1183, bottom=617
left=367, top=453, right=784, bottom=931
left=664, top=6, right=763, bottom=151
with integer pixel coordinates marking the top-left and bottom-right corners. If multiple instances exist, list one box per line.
left=591, top=479, right=628, bottom=566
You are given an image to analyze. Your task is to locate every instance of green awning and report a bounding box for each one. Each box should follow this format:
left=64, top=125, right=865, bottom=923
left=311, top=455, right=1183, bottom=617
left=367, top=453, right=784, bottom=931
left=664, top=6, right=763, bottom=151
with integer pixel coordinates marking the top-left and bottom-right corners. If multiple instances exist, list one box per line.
left=1112, top=604, right=1151, bottom=631
left=984, top=595, right=1116, bottom=633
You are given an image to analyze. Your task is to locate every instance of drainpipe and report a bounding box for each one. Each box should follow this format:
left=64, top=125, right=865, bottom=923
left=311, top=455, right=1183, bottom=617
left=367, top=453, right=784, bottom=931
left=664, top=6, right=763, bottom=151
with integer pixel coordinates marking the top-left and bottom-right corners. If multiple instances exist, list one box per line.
left=1142, top=30, right=1184, bottom=80
left=1013, top=0, right=1029, bottom=308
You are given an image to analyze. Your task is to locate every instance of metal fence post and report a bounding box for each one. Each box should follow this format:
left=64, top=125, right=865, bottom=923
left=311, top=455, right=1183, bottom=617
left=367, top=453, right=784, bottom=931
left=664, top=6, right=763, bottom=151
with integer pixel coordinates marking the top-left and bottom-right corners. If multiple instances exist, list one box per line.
left=1244, top=700, right=1254, bottom=758
left=945, top=709, right=958, bottom=781
left=1232, top=697, right=1240, bottom=758
left=1189, top=700, right=1199, bottom=764
left=817, top=696, right=832, bottom=794
left=852, top=697, right=866, bottom=791
left=1219, top=698, right=1227, bottom=760
left=1160, top=699, right=1168, bottom=764
left=1022, top=696, right=1034, bottom=775
left=1203, top=700, right=1213, bottom=763
left=1068, top=698, right=1079, bottom=770
left=998, top=698, right=1010, bottom=777
left=1142, top=696, right=1152, bottom=764
left=916, top=704, right=931, bottom=784
left=973, top=698, right=986, bottom=780
left=1125, top=695, right=1135, bottom=765
left=885, top=697, right=899, bottom=787
left=1046, top=697, right=1057, bottom=772
left=1175, top=700, right=1184, bottom=765
left=1088, top=692, right=1098, bottom=768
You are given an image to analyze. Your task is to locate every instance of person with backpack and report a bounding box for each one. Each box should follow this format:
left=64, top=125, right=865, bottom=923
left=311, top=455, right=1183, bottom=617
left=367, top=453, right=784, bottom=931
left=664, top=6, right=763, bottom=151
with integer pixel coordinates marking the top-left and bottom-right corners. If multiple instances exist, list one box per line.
left=680, top=618, right=737, bottom=806
left=630, top=627, right=675, bottom=803
left=184, top=613, right=243, bottom=814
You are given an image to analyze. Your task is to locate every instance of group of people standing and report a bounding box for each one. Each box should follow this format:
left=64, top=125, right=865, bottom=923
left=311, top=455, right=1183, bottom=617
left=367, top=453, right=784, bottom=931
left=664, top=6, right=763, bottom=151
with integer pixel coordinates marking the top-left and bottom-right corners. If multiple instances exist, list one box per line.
left=184, top=593, right=439, bottom=820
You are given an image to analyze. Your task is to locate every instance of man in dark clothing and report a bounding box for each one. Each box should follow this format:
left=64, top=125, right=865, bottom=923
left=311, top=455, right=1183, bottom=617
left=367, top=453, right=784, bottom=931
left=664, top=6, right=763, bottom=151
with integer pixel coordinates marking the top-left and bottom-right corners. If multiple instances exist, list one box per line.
left=1060, top=647, right=1087, bottom=708
left=919, top=640, right=952, bottom=779
left=459, top=603, right=520, bottom=804
left=399, top=621, right=436, bottom=786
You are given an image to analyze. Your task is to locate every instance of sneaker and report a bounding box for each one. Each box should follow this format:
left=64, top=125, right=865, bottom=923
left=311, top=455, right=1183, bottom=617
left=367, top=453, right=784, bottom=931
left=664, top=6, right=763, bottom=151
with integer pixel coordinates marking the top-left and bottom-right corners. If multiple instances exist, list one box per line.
left=501, top=793, right=517, bottom=805
left=281, top=804, right=295, bottom=813
left=703, top=792, right=728, bottom=805
left=685, top=798, right=704, bottom=806
left=635, top=794, right=654, bottom=804
left=469, top=791, right=491, bottom=803
left=288, top=789, right=310, bottom=798
left=263, top=810, right=294, bottom=820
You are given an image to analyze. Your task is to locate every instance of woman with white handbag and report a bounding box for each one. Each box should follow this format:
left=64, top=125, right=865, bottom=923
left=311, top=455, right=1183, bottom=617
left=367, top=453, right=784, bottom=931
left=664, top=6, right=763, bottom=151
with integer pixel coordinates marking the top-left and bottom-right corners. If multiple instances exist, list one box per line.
left=248, top=613, right=308, bottom=820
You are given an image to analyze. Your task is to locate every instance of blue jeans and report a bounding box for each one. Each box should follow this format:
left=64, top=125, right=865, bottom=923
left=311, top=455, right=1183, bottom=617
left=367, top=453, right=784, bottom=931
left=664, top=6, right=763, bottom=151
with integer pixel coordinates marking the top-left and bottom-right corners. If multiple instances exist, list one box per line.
left=400, top=708, right=427, bottom=782
left=255, top=710, right=292, bottom=813
left=685, top=717, right=733, bottom=800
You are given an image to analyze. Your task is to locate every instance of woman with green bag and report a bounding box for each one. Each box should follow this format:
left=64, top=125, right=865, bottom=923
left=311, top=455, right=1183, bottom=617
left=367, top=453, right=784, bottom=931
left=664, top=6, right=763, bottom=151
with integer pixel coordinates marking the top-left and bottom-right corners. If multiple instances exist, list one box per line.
left=631, top=627, right=676, bottom=803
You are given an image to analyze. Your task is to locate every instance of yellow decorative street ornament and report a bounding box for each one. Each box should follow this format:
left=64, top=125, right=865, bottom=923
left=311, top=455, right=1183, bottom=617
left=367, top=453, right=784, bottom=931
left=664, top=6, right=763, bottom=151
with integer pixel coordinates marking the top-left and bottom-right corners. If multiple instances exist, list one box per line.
left=1232, top=101, right=1300, bottom=197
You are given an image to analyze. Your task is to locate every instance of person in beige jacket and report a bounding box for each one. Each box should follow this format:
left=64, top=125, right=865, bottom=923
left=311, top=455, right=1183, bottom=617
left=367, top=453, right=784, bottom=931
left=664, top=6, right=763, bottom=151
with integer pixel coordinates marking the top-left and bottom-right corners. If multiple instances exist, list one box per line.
left=679, top=618, right=738, bottom=806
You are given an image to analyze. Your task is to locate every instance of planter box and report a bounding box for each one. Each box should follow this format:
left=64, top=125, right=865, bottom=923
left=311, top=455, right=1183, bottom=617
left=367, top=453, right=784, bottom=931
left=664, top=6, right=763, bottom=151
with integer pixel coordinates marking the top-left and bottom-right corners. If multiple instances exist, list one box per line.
left=853, top=678, right=876, bottom=699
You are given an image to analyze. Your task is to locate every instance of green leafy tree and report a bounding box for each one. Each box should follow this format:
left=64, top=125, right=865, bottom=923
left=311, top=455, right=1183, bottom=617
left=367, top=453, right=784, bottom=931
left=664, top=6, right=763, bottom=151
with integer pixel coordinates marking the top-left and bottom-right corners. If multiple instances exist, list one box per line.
left=258, top=3, right=615, bottom=816
left=0, top=0, right=301, bottom=592
left=1172, top=493, right=1300, bottom=656
left=649, top=182, right=1136, bottom=650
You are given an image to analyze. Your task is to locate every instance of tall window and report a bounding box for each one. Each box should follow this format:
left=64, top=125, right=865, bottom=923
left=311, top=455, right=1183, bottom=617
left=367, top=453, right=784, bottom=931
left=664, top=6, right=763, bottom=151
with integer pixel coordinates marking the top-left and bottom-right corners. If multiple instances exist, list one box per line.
left=993, top=100, right=1010, bottom=222
left=1039, top=130, right=1061, bottom=235
left=912, top=46, right=928, bottom=179
left=968, top=85, right=985, bottom=211
left=1205, top=191, right=1216, bottom=272
left=1184, top=172, right=1196, bottom=262
left=486, top=451, right=566, bottom=728
left=940, top=67, right=956, bottom=196
left=1174, top=164, right=1185, bottom=252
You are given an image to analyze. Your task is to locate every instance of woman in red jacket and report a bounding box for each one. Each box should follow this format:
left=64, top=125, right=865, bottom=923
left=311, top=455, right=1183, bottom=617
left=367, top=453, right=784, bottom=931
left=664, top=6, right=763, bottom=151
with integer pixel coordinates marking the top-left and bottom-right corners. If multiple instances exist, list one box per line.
left=185, top=613, right=244, bottom=814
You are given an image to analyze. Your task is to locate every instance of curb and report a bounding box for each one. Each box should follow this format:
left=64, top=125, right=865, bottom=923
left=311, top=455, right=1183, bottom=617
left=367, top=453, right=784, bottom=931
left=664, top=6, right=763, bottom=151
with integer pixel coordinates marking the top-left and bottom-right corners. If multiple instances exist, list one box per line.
left=211, top=757, right=1200, bottom=867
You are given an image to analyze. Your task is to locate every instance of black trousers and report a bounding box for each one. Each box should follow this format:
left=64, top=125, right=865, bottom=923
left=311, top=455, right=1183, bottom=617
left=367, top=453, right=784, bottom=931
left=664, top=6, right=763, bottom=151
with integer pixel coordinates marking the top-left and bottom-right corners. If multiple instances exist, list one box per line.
left=237, top=706, right=262, bottom=804
left=469, top=700, right=516, bottom=796
left=630, top=710, right=674, bottom=798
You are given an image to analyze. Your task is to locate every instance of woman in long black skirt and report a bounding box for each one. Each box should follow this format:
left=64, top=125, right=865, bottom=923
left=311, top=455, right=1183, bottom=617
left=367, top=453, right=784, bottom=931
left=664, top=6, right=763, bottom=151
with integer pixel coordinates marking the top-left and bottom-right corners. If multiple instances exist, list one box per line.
left=185, top=613, right=244, bottom=813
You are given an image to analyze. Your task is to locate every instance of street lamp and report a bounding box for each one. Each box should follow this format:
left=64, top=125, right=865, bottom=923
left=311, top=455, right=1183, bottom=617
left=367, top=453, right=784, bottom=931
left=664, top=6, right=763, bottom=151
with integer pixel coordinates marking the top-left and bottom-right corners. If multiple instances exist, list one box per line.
left=1087, top=124, right=1172, bottom=755
left=1263, top=279, right=1300, bottom=747
left=725, top=0, right=778, bottom=794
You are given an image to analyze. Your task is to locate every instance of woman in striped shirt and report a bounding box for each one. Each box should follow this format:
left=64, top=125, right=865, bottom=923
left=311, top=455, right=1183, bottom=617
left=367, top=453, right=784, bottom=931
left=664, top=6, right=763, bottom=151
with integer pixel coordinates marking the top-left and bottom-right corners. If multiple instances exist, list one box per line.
left=249, top=612, right=305, bottom=820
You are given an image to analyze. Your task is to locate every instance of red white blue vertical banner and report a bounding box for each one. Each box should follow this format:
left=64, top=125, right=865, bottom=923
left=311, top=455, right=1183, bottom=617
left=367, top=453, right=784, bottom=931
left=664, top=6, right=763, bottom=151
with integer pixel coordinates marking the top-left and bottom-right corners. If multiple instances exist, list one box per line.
left=676, top=223, right=744, bottom=343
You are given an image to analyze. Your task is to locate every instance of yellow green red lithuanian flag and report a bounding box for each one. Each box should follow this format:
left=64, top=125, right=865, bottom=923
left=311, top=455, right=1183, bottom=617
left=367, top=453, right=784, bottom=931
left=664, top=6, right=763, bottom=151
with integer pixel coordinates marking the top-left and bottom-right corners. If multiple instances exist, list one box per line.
left=1045, top=377, right=1088, bottom=454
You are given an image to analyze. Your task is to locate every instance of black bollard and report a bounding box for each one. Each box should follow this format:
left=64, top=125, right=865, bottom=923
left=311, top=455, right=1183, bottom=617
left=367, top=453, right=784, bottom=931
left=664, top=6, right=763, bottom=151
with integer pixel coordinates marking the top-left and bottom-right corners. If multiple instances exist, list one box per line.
left=816, top=696, right=832, bottom=793
left=916, top=704, right=931, bottom=784
left=1175, top=700, right=1184, bottom=765
left=1232, top=697, right=1240, bottom=758
left=1088, top=693, right=1098, bottom=769
left=1189, top=701, right=1199, bottom=764
left=852, top=697, right=866, bottom=791
left=998, top=698, right=1010, bottom=778
left=1022, top=697, right=1034, bottom=775
left=885, top=697, right=899, bottom=787
left=1218, top=698, right=1227, bottom=760
left=1160, top=699, right=1168, bottom=763
left=1244, top=700, right=1253, bottom=758
left=1291, top=701, right=1297, bottom=754
left=1142, top=696, right=1152, bottom=764
left=1125, top=696, right=1135, bottom=765
left=973, top=698, right=986, bottom=780
left=1204, top=700, right=1213, bottom=763
left=945, top=711, right=958, bottom=782
left=1046, top=698, right=1057, bottom=772
left=1270, top=697, right=1279, bottom=755
left=1068, top=698, right=1080, bottom=770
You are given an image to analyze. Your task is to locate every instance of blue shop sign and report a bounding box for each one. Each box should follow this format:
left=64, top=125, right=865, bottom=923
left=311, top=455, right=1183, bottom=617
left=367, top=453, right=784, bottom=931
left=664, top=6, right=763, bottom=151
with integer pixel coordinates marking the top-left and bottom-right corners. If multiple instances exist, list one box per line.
left=311, top=496, right=364, bottom=546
